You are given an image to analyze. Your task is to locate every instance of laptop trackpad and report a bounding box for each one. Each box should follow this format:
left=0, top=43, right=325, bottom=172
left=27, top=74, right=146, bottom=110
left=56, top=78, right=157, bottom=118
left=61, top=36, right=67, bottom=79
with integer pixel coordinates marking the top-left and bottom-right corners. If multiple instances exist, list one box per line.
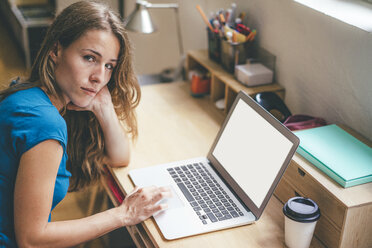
left=158, top=185, right=184, bottom=210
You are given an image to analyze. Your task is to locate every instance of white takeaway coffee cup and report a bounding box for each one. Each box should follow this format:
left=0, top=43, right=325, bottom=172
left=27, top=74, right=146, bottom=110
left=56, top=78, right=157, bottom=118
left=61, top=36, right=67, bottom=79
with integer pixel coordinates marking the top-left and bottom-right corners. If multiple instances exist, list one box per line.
left=283, top=197, right=321, bottom=248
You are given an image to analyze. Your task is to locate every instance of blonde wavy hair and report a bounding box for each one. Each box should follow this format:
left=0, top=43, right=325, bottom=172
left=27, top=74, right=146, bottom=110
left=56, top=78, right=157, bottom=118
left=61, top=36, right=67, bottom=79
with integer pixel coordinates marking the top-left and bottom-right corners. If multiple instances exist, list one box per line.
left=0, top=1, right=141, bottom=191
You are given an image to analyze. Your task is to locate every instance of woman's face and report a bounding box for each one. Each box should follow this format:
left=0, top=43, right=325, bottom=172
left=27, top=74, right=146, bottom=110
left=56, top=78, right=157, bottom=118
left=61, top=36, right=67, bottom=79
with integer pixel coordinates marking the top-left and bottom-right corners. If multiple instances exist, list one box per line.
left=51, top=29, right=120, bottom=107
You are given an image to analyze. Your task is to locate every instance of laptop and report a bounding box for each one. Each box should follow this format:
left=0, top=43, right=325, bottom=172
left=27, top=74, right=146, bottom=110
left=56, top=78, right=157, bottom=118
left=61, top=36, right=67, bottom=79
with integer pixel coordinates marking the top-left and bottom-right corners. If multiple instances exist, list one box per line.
left=129, top=91, right=299, bottom=240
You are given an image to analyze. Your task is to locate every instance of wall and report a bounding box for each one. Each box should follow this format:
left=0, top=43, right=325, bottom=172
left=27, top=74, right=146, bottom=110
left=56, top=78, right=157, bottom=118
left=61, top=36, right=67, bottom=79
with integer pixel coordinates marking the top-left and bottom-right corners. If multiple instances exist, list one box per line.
left=127, top=0, right=372, bottom=141
left=55, top=0, right=372, bottom=141
left=232, top=0, right=372, bottom=141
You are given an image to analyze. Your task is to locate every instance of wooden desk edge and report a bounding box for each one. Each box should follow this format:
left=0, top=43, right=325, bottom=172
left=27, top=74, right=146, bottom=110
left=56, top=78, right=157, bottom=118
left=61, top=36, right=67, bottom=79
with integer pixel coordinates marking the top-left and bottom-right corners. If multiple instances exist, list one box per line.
left=102, top=169, right=158, bottom=248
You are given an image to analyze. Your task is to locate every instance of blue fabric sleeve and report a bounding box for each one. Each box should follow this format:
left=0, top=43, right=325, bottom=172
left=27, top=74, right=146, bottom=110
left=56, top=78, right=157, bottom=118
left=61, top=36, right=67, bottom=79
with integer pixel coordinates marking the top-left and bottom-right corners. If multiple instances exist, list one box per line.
left=10, top=105, right=67, bottom=159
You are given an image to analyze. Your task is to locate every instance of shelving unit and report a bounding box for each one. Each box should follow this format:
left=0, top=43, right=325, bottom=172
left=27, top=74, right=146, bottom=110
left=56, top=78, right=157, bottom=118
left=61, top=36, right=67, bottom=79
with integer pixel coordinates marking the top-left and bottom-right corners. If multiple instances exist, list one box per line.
left=186, top=50, right=285, bottom=115
left=0, top=0, right=54, bottom=69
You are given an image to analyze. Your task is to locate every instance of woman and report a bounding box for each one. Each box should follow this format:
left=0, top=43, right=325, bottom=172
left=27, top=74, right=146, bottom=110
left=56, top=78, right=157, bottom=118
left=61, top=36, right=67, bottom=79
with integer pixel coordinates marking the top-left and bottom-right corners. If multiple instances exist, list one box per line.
left=0, top=1, right=170, bottom=247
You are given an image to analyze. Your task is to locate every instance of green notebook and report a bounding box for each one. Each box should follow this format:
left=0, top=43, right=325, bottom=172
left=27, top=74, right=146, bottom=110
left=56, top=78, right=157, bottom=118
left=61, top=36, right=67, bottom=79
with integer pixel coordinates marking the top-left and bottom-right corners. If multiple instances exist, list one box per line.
left=295, top=124, right=372, bottom=188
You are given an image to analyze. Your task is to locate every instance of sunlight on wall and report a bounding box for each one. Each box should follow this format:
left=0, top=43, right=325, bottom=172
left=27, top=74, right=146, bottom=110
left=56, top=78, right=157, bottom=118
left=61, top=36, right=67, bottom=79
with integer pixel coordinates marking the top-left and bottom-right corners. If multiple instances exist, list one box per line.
left=294, top=0, right=372, bottom=32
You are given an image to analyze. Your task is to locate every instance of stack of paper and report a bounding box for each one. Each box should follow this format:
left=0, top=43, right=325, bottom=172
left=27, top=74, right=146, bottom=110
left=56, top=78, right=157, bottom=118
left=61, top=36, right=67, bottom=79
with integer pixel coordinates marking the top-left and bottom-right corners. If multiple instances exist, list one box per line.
left=295, top=125, right=372, bottom=188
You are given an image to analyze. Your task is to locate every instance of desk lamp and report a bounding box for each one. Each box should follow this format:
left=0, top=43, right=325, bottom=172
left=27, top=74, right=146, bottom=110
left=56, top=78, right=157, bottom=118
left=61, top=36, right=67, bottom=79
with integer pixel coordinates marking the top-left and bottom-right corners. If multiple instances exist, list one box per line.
left=124, top=0, right=184, bottom=82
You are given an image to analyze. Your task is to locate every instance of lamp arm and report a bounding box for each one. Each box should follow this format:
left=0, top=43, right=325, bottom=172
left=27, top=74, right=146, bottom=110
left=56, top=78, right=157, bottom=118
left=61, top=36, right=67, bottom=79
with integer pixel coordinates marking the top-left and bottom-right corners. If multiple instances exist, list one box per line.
left=146, top=3, right=178, bottom=9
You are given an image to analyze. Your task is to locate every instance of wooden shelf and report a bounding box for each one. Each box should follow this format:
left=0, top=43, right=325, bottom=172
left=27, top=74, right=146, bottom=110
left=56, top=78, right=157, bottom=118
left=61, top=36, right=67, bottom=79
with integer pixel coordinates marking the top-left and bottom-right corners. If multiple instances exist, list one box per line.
left=186, top=50, right=285, bottom=115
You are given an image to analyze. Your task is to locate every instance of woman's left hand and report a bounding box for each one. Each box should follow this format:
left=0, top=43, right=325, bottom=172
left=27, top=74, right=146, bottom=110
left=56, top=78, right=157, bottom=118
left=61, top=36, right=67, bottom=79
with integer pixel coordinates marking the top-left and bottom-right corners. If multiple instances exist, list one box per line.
left=67, top=86, right=113, bottom=117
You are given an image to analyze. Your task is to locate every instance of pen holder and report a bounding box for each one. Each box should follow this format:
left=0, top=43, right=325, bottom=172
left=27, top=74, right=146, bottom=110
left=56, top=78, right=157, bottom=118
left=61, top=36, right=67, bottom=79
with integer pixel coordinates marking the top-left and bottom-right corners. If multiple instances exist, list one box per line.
left=221, top=39, right=253, bottom=73
left=207, top=28, right=221, bottom=63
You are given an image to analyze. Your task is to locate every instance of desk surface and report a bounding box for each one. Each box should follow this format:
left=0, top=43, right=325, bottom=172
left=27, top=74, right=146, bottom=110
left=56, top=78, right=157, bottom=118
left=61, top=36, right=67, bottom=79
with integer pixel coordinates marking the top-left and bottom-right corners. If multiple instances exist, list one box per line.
left=108, top=82, right=325, bottom=248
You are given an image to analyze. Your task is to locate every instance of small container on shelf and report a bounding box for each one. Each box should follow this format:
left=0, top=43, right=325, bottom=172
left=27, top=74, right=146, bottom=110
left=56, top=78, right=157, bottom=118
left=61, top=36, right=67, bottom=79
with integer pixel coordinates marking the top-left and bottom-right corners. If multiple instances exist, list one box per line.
left=235, top=63, right=273, bottom=87
left=233, top=46, right=277, bottom=86
left=189, top=69, right=211, bottom=97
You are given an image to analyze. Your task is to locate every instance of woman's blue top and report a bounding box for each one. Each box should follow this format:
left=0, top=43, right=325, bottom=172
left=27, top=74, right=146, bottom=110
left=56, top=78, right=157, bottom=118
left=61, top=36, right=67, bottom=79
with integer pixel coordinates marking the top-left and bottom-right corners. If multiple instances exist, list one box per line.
left=0, top=87, right=71, bottom=247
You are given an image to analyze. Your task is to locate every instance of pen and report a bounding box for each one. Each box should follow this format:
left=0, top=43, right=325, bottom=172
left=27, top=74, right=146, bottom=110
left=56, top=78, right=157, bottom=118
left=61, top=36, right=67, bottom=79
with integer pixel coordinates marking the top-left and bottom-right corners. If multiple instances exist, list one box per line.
left=213, top=19, right=220, bottom=30
left=250, top=29, right=257, bottom=41
left=246, top=29, right=256, bottom=41
left=230, top=3, right=237, bottom=24
left=236, top=23, right=250, bottom=35
left=239, top=12, right=246, bottom=20
left=232, top=31, right=237, bottom=43
left=219, top=13, right=225, bottom=25
left=196, top=5, right=214, bottom=33
left=226, top=8, right=233, bottom=26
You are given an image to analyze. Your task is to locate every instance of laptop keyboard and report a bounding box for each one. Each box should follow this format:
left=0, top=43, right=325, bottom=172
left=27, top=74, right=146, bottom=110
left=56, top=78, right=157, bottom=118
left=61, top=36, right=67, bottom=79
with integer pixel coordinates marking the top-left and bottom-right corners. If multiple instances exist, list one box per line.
left=167, top=162, right=244, bottom=225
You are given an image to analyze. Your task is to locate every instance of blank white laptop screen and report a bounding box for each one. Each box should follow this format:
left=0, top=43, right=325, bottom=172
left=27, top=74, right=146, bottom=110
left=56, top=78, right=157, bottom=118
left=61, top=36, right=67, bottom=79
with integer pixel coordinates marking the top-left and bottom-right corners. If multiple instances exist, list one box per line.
left=212, top=99, right=293, bottom=208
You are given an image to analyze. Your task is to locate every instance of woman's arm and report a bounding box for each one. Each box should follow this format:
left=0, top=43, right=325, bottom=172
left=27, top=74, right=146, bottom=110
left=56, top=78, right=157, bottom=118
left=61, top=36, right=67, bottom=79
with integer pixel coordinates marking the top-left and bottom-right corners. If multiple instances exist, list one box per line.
left=68, top=86, right=131, bottom=167
left=14, top=139, right=169, bottom=248
left=92, top=97, right=131, bottom=167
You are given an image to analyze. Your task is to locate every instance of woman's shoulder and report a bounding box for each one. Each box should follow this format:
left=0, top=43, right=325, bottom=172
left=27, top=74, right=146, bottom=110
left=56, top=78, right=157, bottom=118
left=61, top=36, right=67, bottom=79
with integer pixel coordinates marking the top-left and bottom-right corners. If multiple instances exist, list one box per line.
left=4, top=87, right=50, bottom=106
left=3, top=87, right=58, bottom=113
left=2, top=88, right=68, bottom=152
left=1, top=87, right=66, bottom=131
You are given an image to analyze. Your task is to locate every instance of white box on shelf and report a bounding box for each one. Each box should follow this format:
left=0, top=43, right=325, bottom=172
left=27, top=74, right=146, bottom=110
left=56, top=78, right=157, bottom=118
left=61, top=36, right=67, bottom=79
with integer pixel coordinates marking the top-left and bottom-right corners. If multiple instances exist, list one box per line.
left=235, top=63, right=273, bottom=87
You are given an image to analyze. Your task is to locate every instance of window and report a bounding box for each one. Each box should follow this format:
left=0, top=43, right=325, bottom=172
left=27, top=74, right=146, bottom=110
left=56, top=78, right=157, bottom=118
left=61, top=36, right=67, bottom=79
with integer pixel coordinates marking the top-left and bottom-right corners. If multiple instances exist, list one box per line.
left=294, top=0, right=372, bottom=32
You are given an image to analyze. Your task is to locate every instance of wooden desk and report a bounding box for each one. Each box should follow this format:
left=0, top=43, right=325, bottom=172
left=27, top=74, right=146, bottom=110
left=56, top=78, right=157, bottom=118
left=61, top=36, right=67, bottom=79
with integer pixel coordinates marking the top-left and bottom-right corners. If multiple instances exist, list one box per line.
left=105, top=82, right=325, bottom=248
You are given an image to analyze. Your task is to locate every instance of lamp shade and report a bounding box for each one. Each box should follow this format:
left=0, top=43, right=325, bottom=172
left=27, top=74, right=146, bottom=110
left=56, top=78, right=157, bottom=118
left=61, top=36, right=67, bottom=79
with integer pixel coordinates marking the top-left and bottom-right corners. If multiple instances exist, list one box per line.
left=125, top=3, right=157, bottom=34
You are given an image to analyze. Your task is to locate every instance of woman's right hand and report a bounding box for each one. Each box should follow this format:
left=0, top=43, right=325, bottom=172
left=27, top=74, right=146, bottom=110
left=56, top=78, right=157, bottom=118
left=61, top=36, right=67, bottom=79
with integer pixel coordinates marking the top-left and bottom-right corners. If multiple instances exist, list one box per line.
left=118, top=186, right=172, bottom=226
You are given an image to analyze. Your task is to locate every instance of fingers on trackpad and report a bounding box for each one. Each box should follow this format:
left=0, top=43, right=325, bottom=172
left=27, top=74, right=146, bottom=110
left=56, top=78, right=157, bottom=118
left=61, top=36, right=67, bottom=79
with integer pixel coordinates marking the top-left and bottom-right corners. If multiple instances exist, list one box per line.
left=158, top=185, right=184, bottom=209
